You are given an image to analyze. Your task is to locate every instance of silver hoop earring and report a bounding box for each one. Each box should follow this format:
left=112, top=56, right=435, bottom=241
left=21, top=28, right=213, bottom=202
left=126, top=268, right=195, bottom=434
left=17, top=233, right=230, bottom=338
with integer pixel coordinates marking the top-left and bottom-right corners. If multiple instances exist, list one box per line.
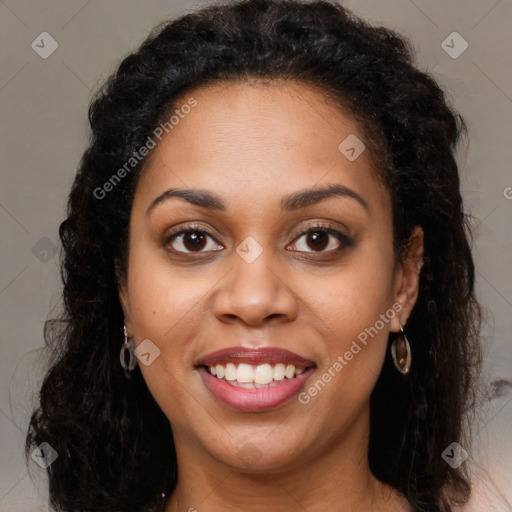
left=391, top=323, right=411, bottom=375
left=120, top=322, right=137, bottom=376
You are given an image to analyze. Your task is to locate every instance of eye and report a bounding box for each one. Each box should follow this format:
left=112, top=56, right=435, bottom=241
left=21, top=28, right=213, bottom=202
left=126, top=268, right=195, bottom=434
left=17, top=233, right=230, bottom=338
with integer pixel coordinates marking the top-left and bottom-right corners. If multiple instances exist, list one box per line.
left=163, top=223, right=351, bottom=256
left=287, top=224, right=349, bottom=253
left=164, top=225, right=223, bottom=254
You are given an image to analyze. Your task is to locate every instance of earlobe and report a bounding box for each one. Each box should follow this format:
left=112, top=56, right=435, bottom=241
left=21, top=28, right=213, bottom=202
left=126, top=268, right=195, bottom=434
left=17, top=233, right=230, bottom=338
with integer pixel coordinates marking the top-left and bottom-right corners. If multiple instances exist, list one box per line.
left=391, top=226, right=424, bottom=332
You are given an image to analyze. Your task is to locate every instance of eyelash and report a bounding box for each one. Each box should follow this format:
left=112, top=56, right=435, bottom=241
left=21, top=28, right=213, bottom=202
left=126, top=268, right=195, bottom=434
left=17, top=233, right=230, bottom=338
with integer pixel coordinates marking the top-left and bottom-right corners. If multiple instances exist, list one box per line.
left=163, top=222, right=352, bottom=258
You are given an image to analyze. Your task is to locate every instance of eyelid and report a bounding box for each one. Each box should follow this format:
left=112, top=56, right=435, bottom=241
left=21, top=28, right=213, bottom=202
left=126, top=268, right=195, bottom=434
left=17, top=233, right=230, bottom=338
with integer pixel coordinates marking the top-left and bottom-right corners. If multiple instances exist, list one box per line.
left=163, top=222, right=223, bottom=252
left=164, top=222, right=222, bottom=242
left=288, top=221, right=349, bottom=242
left=286, top=222, right=351, bottom=252
left=163, top=221, right=352, bottom=255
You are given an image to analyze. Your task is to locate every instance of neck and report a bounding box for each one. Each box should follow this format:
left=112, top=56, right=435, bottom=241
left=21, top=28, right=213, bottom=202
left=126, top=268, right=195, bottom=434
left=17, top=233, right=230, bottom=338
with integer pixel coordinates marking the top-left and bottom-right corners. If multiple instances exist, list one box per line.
left=164, top=407, right=407, bottom=512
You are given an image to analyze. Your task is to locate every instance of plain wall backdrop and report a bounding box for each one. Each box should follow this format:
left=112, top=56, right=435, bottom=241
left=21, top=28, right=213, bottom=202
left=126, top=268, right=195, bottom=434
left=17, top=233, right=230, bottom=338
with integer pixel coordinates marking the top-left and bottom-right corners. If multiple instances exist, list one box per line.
left=1, top=1, right=511, bottom=510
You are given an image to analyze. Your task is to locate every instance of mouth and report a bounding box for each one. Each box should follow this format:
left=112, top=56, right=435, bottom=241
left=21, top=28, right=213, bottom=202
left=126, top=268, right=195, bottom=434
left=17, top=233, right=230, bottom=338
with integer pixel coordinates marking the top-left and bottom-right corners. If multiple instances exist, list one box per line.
left=195, top=347, right=316, bottom=411
left=206, top=361, right=307, bottom=387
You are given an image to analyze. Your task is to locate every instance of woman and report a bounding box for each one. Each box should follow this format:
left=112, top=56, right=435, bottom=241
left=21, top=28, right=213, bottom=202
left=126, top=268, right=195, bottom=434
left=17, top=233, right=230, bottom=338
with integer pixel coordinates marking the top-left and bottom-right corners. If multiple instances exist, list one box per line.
left=25, top=0, right=482, bottom=510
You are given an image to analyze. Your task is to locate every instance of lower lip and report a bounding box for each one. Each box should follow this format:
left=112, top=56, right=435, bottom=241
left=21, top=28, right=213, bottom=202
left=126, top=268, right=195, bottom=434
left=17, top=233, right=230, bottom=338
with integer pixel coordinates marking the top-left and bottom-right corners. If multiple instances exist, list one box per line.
left=198, top=366, right=314, bottom=411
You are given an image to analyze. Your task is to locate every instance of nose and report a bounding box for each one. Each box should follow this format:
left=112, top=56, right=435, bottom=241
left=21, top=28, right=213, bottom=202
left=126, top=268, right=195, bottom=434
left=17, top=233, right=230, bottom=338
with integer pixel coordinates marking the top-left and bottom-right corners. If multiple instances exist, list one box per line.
left=213, top=249, right=298, bottom=327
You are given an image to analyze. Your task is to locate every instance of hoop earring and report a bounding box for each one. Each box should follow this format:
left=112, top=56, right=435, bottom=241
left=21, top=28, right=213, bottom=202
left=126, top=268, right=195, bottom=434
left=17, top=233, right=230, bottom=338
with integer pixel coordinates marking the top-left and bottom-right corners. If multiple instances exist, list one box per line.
left=120, top=322, right=137, bottom=376
left=391, top=323, right=411, bottom=375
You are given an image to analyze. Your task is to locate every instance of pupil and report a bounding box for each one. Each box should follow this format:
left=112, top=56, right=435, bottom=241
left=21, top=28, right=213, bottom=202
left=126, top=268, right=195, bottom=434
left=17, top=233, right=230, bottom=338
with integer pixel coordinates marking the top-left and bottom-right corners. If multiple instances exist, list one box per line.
left=184, top=232, right=206, bottom=251
left=308, top=231, right=328, bottom=251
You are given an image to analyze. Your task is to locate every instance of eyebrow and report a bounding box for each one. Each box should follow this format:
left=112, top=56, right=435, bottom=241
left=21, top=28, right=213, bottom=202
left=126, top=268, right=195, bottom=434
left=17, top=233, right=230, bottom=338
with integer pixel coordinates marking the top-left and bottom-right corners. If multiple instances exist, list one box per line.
left=146, top=183, right=369, bottom=216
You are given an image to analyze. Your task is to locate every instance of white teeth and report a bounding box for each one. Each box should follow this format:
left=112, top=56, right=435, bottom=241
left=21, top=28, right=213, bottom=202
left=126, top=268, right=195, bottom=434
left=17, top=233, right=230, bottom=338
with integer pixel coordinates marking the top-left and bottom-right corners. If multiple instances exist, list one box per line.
left=285, top=364, right=295, bottom=379
left=207, top=362, right=308, bottom=386
left=225, top=363, right=237, bottom=381
left=236, top=363, right=254, bottom=383
left=273, top=363, right=286, bottom=380
left=235, top=381, right=256, bottom=389
left=254, top=363, right=274, bottom=385
left=215, top=364, right=225, bottom=379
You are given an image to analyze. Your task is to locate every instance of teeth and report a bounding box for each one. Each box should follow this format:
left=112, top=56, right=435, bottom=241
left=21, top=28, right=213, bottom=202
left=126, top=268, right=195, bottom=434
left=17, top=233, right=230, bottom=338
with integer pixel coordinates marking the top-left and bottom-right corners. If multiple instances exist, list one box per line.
left=273, top=363, right=285, bottom=380
left=254, top=363, right=274, bottom=385
left=206, top=362, right=308, bottom=386
left=225, top=363, right=237, bottom=381
left=215, top=364, right=225, bottom=379
left=285, top=364, right=295, bottom=379
left=236, top=363, right=254, bottom=383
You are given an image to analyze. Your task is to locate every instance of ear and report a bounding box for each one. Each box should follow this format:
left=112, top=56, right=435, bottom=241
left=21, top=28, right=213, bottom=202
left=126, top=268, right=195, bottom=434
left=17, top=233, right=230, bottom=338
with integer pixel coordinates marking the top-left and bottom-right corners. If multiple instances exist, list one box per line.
left=117, top=274, right=133, bottom=335
left=390, top=226, right=424, bottom=333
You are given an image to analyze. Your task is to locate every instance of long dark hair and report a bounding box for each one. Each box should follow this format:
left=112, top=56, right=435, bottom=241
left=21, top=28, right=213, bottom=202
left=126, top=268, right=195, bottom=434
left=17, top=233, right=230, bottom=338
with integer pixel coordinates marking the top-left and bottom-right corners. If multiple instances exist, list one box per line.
left=25, top=1, right=482, bottom=510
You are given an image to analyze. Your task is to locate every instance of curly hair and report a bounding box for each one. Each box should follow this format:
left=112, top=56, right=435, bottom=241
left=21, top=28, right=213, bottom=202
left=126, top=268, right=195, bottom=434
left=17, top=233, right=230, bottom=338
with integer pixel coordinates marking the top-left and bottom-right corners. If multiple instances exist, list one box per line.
left=25, top=1, right=482, bottom=511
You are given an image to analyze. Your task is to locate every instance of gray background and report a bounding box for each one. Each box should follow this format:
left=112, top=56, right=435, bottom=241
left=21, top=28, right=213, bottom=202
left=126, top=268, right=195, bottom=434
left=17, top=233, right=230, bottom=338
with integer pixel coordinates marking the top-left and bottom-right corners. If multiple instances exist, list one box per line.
left=1, top=1, right=511, bottom=510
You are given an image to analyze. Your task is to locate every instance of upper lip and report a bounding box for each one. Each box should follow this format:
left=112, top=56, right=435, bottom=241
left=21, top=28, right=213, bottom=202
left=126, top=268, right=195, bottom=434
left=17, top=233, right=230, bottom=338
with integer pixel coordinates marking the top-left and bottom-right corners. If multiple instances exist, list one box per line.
left=196, top=346, right=316, bottom=368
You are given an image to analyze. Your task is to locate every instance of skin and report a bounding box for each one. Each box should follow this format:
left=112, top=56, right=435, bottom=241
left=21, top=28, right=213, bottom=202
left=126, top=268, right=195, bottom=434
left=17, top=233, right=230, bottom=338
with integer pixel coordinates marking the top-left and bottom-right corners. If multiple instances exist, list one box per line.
left=118, top=80, right=424, bottom=511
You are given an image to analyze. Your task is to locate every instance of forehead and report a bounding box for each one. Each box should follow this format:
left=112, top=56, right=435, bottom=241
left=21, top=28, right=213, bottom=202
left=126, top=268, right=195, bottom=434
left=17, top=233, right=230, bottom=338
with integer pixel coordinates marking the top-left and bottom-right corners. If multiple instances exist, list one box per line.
left=134, top=80, right=390, bottom=215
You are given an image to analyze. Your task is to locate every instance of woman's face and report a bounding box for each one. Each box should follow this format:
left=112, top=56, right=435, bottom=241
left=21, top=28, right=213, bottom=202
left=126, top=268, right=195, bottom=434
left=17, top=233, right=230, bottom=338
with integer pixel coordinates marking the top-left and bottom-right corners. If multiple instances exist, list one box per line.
left=119, top=80, right=420, bottom=473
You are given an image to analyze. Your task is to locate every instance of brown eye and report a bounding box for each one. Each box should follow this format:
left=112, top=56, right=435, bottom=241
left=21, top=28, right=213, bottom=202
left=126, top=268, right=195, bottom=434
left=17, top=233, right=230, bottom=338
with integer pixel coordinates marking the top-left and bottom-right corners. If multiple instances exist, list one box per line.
left=288, top=225, right=349, bottom=254
left=182, top=231, right=207, bottom=251
left=305, top=231, right=329, bottom=251
left=165, top=229, right=223, bottom=254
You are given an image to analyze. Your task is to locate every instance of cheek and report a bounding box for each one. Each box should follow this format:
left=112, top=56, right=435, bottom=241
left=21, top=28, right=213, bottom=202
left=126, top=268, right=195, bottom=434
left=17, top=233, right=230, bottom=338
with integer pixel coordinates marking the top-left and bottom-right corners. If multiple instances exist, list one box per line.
left=314, top=242, right=395, bottom=338
left=127, top=237, right=213, bottom=340
left=125, top=249, right=211, bottom=399
left=126, top=267, right=206, bottom=429
left=298, top=243, right=395, bottom=423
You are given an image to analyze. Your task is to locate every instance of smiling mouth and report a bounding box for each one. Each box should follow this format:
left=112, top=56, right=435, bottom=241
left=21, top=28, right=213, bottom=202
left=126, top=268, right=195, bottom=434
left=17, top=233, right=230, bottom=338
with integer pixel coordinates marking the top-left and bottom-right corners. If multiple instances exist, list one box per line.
left=204, top=362, right=307, bottom=388
left=195, top=346, right=315, bottom=410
